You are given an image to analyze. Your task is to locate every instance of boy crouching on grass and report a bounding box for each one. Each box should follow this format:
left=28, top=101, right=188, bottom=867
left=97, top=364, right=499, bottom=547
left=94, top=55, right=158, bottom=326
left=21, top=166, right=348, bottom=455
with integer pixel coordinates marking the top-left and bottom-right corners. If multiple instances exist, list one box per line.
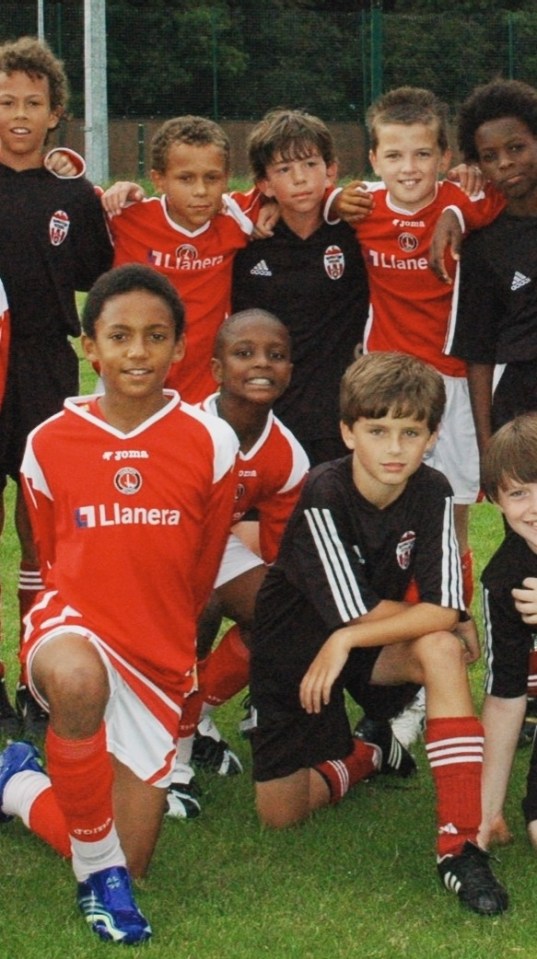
left=0, top=264, right=239, bottom=945
left=249, top=351, right=508, bottom=916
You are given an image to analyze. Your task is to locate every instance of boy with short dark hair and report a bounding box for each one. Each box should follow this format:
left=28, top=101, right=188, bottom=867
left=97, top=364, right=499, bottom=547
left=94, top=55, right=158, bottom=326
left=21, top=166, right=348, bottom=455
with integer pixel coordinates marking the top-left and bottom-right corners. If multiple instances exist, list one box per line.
left=101, top=114, right=258, bottom=404
left=0, top=35, right=113, bottom=734
left=0, top=264, right=239, bottom=944
left=448, top=79, right=537, bottom=457
left=250, top=351, right=508, bottom=917
left=167, top=307, right=309, bottom=817
left=478, top=413, right=537, bottom=851
left=232, top=107, right=369, bottom=466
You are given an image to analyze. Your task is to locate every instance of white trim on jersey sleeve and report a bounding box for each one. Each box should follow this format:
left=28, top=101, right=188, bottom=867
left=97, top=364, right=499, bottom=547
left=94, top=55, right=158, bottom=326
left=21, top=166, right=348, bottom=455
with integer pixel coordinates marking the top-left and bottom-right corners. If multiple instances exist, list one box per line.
left=441, top=204, right=466, bottom=234
left=181, top=402, right=239, bottom=481
left=482, top=586, right=494, bottom=696
left=222, top=193, right=255, bottom=236
left=324, top=186, right=343, bottom=224
left=443, top=259, right=461, bottom=356
left=270, top=418, right=310, bottom=492
left=0, top=277, right=8, bottom=313
left=440, top=495, right=464, bottom=608
left=20, top=438, right=53, bottom=505
left=44, top=147, right=86, bottom=179
left=304, top=506, right=368, bottom=620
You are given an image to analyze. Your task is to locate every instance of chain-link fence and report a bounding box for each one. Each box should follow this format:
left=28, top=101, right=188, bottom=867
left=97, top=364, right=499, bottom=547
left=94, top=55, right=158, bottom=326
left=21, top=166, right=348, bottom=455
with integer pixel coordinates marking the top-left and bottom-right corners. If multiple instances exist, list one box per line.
left=2, top=4, right=537, bottom=178
left=2, top=5, right=537, bottom=122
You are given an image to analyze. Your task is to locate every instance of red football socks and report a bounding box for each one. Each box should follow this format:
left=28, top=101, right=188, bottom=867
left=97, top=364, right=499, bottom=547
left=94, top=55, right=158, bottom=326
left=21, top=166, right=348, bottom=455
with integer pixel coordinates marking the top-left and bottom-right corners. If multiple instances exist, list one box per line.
left=202, top=624, right=250, bottom=707
left=425, top=716, right=483, bottom=857
left=45, top=723, right=114, bottom=843
left=315, top=738, right=379, bottom=804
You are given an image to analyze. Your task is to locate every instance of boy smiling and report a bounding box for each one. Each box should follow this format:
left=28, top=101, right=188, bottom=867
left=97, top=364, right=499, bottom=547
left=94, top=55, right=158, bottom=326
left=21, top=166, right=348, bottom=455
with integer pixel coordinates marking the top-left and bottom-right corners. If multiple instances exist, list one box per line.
left=249, top=351, right=508, bottom=917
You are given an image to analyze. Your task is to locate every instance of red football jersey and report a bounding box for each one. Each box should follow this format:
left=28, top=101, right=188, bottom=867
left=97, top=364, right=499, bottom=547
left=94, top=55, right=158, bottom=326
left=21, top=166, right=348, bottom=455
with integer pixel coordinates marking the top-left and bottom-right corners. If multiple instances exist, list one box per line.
left=109, top=194, right=253, bottom=403
left=201, top=393, right=309, bottom=564
left=348, top=181, right=505, bottom=376
left=21, top=393, right=239, bottom=700
left=0, top=279, right=10, bottom=412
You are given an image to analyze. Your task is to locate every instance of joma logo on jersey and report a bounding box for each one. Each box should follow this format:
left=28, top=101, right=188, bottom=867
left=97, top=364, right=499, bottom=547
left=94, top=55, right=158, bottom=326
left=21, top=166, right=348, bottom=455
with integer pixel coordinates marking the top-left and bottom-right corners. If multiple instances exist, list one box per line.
left=75, top=504, right=181, bottom=528
left=392, top=218, right=425, bottom=229
left=102, top=450, right=149, bottom=462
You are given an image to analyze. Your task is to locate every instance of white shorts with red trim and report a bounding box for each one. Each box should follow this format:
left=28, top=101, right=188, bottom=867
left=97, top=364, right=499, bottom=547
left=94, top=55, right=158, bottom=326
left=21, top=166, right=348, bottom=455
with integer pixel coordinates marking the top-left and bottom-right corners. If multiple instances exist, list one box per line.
left=23, top=590, right=184, bottom=788
left=214, top=532, right=264, bottom=589
left=424, top=374, right=480, bottom=504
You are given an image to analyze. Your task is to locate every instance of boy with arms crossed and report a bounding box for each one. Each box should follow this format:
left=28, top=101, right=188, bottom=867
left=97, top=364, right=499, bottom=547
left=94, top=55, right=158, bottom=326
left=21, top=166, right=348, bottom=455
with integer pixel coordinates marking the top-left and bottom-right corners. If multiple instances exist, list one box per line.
left=0, top=36, right=113, bottom=732
left=168, top=308, right=309, bottom=817
left=478, top=414, right=537, bottom=851
left=0, top=265, right=238, bottom=944
left=250, top=352, right=508, bottom=916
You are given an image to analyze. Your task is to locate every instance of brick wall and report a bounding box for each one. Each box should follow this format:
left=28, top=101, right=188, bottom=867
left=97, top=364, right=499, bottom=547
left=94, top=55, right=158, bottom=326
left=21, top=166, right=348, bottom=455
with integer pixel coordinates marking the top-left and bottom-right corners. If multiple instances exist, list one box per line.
left=55, top=118, right=369, bottom=183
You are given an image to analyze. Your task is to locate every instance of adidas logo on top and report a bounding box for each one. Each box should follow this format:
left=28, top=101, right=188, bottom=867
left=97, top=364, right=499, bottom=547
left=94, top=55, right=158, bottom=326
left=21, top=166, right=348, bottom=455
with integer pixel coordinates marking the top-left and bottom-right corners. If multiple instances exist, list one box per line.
left=250, top=259, right=272, bottom=277
left=511, top=271, right=531, bottom=291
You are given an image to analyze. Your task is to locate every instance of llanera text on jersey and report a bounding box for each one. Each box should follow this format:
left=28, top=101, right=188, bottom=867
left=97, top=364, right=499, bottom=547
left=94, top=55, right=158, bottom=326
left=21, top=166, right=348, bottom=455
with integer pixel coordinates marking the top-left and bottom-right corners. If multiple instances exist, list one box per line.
left=75, top=504, right=181, bottom=528
left=367, top=250, right=428, bottom=270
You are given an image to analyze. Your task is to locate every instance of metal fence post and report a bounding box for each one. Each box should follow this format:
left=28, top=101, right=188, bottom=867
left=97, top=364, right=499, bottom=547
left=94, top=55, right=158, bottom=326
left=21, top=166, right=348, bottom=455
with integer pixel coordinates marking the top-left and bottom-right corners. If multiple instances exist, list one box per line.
left=370, top=0, right=383, bottom=102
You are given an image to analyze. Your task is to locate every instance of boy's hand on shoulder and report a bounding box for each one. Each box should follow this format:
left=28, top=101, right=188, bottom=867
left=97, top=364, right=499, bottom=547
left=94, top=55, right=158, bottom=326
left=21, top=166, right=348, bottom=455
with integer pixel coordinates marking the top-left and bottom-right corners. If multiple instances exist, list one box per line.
left=454, top=614, right=480, bottom=665
left=299, top=628, right=352, bottom=714
left=512, top=578, right=537, bottom=624
left=102, top=180, right=146, bottom=216
left=252, top=199, right=280, bottom=239
left=428, top=208, right=462, bottom=284
left=334, top=181, right=374, bottom=223
left=447, top=162, right=484, bottom=197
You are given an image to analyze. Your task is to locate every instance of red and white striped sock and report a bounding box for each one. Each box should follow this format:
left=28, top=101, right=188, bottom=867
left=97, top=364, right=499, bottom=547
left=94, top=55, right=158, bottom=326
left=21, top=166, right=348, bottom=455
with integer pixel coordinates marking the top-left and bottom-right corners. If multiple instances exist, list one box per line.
left=314, top=739, right=380, bottom=805
left=425, top=716, right=483, bottom=857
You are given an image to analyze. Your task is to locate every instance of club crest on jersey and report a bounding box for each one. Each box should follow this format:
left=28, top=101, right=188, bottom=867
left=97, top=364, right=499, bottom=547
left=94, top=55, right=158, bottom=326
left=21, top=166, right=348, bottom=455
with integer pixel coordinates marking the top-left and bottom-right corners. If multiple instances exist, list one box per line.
left=396, top=530, right=416, bottom=570
left=114, top=467, right=142, bottom=495
left=323, top=245, right=345, bottom=280
left=397, top=232, right=419, bottom=254
left=49, top=210, right=70, bottom=246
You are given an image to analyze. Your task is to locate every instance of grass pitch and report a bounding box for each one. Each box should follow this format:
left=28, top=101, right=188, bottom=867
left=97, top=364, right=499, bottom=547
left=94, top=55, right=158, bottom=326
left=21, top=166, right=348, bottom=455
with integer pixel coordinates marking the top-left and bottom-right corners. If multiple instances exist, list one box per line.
left=0, top=351, right=536, bottom=958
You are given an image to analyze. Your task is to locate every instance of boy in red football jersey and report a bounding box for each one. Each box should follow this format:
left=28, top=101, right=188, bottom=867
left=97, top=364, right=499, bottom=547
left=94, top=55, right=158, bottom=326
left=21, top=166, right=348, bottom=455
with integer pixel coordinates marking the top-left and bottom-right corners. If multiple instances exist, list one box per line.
left=328, top=87, right=504, bottom=746
left=167, top=308, right=309, bottom=818
left=101, top=115, right=261, bottom=404
left=0, top=264, right=238, bottom=945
